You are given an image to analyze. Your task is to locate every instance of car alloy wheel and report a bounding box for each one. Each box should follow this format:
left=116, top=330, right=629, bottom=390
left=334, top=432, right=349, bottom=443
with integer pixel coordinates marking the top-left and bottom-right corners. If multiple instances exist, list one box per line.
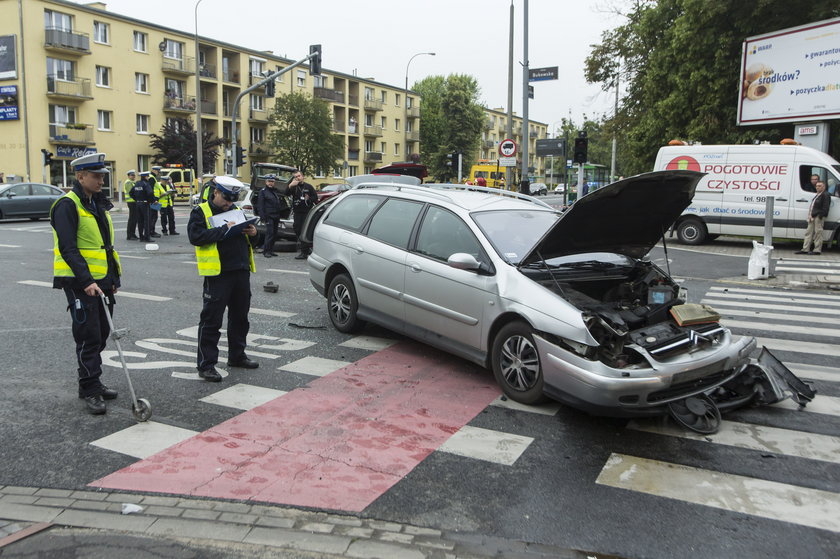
left=327, top=273, right=365, bottom=333
left=491, top=321, right=546, bottom=404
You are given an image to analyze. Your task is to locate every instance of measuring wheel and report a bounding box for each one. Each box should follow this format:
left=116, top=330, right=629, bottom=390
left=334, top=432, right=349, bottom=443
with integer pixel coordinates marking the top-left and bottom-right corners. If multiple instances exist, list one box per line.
left=132, top=398, right=153, bottom=422
left=667, top=394, right=721, bottom=434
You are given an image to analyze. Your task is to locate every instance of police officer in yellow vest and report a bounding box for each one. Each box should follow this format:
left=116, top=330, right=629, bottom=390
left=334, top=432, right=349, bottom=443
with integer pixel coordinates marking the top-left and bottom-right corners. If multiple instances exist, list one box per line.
left=50, top=152, right=122, bottom=415
left=158, top=176, right=179, bottom=235
left=148, top=168, right=164, bottom=238
left=124, top=169, right=139, bottom=240
left=187, top=175, right=259, bottom=382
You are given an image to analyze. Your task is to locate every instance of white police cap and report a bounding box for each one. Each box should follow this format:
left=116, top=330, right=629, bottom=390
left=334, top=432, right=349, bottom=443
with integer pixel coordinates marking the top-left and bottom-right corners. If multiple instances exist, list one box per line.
left=127, top=169, right=136, bottom=175
left=212, top=175, right=245, bottom=195
left=71, top=153, right=109, bottom=174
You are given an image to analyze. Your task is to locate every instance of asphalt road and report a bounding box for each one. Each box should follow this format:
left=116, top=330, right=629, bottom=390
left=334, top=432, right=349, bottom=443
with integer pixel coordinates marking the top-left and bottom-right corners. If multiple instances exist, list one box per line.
left=1, top=208, right=838, bottom=559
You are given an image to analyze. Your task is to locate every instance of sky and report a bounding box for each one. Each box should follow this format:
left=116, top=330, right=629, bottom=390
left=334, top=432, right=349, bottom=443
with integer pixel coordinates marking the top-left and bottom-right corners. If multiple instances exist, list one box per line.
left=76, top=0, right=627, bottom=136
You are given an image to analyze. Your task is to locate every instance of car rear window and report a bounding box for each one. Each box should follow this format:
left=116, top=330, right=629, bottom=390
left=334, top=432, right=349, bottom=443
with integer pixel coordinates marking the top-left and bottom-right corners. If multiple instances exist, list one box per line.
left=323, top=194, right=382, bottom=231
left=366, top=198, right=424, bottom=249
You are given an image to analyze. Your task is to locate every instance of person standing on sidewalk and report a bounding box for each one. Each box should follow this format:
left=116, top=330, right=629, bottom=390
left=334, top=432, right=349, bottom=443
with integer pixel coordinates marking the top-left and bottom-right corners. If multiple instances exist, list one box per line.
left=187, top=176, right=260, bottom=382
left=50, top=153, right=122, bottom=415
left=124, top=170, right=139, bottom=240
left=796, top=180, right=831, bottom=255
left=255, top=174, right=285, bottom=257
left=158, top=176, right=179, bottom=236
left=288, top=170, right=317, bottom=259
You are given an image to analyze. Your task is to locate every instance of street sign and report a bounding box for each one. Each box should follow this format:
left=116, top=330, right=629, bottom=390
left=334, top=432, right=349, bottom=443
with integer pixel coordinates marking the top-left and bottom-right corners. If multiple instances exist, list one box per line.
left=528, top=66, right=558, bottom=82
left=535, top=139, right=565, bottom=157
left=528, top=85, right=534, bottom=99
left=499, top=138, right=517, bottom=157
left=499, top=157, right=517, bottom=167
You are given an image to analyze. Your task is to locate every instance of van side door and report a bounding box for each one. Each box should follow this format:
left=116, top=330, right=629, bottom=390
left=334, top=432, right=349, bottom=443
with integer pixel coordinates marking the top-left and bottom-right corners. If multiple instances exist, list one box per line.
left=720, top=147, right=789, bottom=239
left=790, top=162, right=840, bottom=241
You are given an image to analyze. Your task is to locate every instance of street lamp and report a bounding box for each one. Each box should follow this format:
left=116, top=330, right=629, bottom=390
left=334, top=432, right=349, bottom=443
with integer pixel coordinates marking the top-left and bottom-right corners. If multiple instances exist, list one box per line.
left=404, top=52, right=434, bottom=152
left=194, top=0, right=205, bottom=177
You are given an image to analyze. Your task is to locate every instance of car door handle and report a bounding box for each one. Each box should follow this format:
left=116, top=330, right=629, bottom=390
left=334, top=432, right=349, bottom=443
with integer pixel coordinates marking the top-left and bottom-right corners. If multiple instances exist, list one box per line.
left=352, top=245, right=364, bottom=254
left=795, top=198, right=808, bottom=202
left=775, top=198, right=787, bottom=202
left=409, top=263, right=422, bottom=273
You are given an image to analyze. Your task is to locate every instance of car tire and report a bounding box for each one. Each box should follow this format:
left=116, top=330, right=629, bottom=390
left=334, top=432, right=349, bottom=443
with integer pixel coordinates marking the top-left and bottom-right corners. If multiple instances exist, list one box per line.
left=676, top=218, right=707, bottom=245
left=491, top=321, right=547, bottom=405
left=327, top=273, right=365, bottom=334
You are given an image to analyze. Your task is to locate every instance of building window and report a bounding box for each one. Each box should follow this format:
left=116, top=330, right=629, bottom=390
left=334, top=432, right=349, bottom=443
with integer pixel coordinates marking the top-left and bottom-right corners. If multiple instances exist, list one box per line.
left=250, top=94, right=264, bottom=111
left=97, top=110, right=112, bottom=131
left=314, top=75, right=327, bottom=88
left=275, top=65, right=285, bottom=82
left=165, top=78, right=184, bottom=101
left=93, top=21, right=109, bottom=44
left=395, top=119, right=400, bottom=132
left=406, top=96, right=413, bottom=109
left=163, top=39, right=183, bottom=60
left=96, top=66, right=110, bottom=87
left=406, top=120, right=413, bottom=132
left=394, top=143, right=400, bottom=156
left=135, top=72, right=148, bottom=93
left=380, top=142, right=386, bottom=154
left=136, top=114, right=149, bottom=133
left=133, top=31, right=147, bottom=52
left=49, top=104, right=77, bottom=125
left=315, top=168, right=325, bottom=178
left=296, top=70, right=306, bottom=87
left=380, top=116, right=386, bottom=129
left=165, top=117, right=181, bottom=132
left=44, top=10, right=72, bottom=32
left=251, top=127, right=265, bottom=143
left=380, top=91, right=387, bottom=104
left=364, top=87, right=374, bottom=101
left=249, top=58, right=265, bottom=77
left=333, top=168, right=342, bottom=178
left=348, top=165, right=358, bottom=177
left=395, top=93, right=401, bottom=107
left=364, top=114, right=373, bottom=126
left=137, top=154, right=151, bottom=171
left=364, top=140, right=373, bottom=152
left=47, top=57, right=74, bottom=81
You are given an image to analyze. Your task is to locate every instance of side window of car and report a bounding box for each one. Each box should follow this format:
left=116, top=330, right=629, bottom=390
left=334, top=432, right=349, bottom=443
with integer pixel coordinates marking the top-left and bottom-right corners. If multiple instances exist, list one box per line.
left=8, top=184, right=30, bottom=196
left=366, top=198, right=423, bottom=249
left=31, top=184, right=56, bottom=196
left=323, top=194, right=382, bottom=231
left=415, top=206, right=483, bottom=263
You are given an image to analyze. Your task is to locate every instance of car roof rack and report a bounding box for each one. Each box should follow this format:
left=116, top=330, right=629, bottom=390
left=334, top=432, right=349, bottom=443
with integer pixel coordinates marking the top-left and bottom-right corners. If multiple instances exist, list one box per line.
left=427, top=183, right=554, bottom=209
left=352, top=182, right=554, bottom=209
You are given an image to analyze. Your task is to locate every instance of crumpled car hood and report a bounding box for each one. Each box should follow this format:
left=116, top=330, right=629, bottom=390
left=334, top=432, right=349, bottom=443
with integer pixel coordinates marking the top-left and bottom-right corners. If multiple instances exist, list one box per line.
left=520, top=170, right=703, bottom=264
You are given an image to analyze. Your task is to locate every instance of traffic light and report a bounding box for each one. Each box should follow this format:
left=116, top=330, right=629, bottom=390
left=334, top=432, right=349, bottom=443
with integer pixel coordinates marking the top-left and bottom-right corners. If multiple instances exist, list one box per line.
left=265, top=78, right=275, bottom=98
left=41, top=148, right=53, bottom=166
left=235, top=147, right=246, bottom=168
left=309, top=44, right=322, bottom=75
left=573, top=132, right=588, bottom=164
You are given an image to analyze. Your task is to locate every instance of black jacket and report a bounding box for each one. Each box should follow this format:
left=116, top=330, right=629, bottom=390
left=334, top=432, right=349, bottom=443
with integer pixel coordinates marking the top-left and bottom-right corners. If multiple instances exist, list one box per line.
left=187, top=200, right=253, bottom=273
left=289, top=181, right=318, bottom=214
left=810, top=190, right=831, bottom=218
left=255, top=186, right=287, bottom=218
left=130, top=179, right=155, bottom=202
left=50, top=182, right=121, bottom=291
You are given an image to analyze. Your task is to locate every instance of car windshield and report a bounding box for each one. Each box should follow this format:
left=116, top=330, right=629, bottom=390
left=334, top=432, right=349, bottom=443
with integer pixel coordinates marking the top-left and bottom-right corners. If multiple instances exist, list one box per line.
left=472, top=209, right=558, bottom=265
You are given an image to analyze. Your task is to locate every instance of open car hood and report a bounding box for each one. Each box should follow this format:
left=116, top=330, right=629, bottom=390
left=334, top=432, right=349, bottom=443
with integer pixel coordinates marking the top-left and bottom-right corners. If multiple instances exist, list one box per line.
left=519, top=170, right=703, bottom=264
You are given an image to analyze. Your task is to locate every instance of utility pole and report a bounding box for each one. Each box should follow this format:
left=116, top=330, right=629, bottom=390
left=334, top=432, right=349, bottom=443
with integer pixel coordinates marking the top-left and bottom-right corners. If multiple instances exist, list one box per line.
left=505, top=0, right=514, bottom=190
left=610, top=67, right=619, bottom=182
left=520, top=0, right=530, bottom=193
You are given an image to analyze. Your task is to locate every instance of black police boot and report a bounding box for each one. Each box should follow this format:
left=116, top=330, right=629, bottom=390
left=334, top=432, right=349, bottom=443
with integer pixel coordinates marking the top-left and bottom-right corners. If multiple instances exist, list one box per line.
left=227, top=356, right=259, bottom=369
left=83, top=394, right=106, bottom=415
left=198, top=367, right=222, bottom=382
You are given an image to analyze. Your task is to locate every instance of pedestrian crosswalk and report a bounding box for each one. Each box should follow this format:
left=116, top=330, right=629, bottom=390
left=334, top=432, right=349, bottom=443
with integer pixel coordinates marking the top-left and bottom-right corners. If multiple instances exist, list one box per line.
left=775, top=257, right=840, bottom=277
left=597, top=283, right=840, bottom=534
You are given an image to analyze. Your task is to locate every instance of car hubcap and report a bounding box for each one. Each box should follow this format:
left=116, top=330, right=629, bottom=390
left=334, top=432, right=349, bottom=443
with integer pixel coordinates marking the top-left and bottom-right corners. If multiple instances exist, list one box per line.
left=500, top=335, right=540, bottom=391
left=330, top=284, right=351, bottom=323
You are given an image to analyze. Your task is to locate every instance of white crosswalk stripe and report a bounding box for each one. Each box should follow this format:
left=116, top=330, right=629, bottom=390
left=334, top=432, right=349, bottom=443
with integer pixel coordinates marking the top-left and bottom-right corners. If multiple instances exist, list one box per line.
left=598, top=283, right=840, bottom=533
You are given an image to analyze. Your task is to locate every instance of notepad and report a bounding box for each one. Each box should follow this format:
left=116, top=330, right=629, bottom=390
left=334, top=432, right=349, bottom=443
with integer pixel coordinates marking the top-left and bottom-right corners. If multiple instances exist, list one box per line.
left=669, top=303, right=721, bottom=326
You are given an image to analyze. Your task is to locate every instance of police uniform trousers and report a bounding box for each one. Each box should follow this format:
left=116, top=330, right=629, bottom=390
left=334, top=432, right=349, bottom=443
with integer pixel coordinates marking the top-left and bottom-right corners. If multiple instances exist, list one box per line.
left=293, top=211, right=312, bottom=253
left=126, top=201, right=138, bottom=239
left=160, top=206, right=176, bottom=234
left=150, top=208, right=159, bottom=234
left=136, top=201, right=150, bottom=241
left=63, top=288, right=115, bottom=397
left=197, top=270, right=251, bottom=371
left=262, top=216, right=278, bottom=253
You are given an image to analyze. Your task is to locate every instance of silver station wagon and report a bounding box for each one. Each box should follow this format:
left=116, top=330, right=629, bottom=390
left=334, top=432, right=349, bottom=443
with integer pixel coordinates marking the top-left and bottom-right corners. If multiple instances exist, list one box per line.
left=304, top=171, right=758, bottom=417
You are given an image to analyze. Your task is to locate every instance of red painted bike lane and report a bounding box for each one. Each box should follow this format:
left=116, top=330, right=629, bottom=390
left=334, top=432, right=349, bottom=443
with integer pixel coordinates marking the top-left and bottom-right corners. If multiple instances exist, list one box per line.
left=91, top=342, right=501, bottom=512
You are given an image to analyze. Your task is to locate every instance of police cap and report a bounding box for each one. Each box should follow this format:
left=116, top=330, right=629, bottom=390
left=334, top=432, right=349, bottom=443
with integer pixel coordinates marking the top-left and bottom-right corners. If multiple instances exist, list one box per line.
left=71, top=153, right=109, bottom=174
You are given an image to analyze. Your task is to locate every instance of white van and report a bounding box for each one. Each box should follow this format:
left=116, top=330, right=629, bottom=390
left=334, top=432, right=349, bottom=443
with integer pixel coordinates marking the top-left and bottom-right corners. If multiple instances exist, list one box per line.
left=653, top=143, right=839, bottom=247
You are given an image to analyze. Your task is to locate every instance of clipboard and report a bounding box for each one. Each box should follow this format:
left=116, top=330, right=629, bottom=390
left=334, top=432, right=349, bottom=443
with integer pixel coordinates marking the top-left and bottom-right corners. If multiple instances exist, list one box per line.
left=223, top=216, right=259, bottom=238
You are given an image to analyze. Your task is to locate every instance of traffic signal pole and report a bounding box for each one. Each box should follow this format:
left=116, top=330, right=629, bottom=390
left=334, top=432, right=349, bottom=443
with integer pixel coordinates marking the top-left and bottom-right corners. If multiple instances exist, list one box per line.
left=229, top=47, right=320, bottom=177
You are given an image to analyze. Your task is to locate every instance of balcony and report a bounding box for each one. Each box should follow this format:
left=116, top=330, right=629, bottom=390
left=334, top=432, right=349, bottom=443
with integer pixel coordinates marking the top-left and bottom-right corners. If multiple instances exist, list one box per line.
left=46, top=76, right=92, bottom=100
left=348, top=94, right=359, bottom=107
left=405, top=130, right=420, bottom=142
left=484, top=119, right=494, bottom=129
left=332, top=120, right=345, bottom=133
left=163, top=94, right=196, bottom=112
left=200, top=100, right=217, bottom=115
left=249, top=108, right=268, bottom=122
left=347, top=122, right=359, bottom=134
left=363, top=151, right=383, bottom=163
left=49, top=123, right=94, bottom=144
left=249, top=142, right=271, bottom=155
left=162, top=56, right=195, bottom=75
left=530, top=130, right=538, bottom=138
left=222, top=69, right=240, bottom=83
left=364, top=98, right=383, bottom=111
left=406, top=107, right=420, bottom=118
left=199, top=63, right=217, bottom=79
left=348, top=149, right=360, bottom=161
left=363, top=125, right=383, bottom=137
left=483, top=139, right=495, bottom=148
left=44, top=27, right=90, bottom=54
left=315, top=87, right=345, bottom=103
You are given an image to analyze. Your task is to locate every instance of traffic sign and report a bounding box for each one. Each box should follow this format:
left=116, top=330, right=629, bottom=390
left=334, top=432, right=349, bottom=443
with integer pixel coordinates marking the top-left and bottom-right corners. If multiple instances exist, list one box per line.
left=499, top=157, right=517, bottom=166
left=499, top=139, right=517, bottom=157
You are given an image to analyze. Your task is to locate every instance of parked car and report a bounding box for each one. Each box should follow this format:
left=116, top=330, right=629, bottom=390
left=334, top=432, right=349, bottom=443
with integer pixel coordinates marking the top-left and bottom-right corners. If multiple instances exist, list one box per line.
left=554, top=184, right=566, bottom=193
left=0, top=182, right=64, bottom=220
left=317, top=183, right=351, bottom=203
left=303, top=171, right=757, bottom=417
left=530, top=182, right=548, bottom=196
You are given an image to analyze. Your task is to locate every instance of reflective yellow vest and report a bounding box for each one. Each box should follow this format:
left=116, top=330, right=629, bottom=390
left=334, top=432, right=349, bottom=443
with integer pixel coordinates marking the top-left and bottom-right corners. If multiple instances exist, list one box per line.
left=124, top=179, right=135, bottom=202
left=155, top=181, right=172, bottom=208
left=195, top=202, right=255, bottom=276
left=51, top=191, right=122, bottom=280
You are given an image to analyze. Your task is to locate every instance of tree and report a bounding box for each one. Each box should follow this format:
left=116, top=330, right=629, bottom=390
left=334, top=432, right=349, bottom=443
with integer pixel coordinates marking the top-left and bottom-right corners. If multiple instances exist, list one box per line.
left=266, top=91, right=344, bottom=176
left=585, top=0, right=840, bottom=175
left=148, top=118, right=225, bottom=173
left=414, top=74, right=485, bottom=180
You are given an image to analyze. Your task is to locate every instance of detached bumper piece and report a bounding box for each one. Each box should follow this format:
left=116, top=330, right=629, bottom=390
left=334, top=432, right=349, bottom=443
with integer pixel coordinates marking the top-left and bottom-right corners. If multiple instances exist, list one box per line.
left=667, top=347, right=816, bottom=434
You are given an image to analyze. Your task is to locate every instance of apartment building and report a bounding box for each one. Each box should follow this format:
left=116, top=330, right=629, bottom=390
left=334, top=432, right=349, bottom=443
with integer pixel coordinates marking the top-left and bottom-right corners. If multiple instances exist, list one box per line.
left=479, top=107, right=549, bottom=181
left=0, top=0, right=419, bottom=194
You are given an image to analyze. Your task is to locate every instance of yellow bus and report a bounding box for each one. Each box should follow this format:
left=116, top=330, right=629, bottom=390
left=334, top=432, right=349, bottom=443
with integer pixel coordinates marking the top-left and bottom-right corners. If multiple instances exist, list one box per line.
left=468, top=161, right=506, bottom=188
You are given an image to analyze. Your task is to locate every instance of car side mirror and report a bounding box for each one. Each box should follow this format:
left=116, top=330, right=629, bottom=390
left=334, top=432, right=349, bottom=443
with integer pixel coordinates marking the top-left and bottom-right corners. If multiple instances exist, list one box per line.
left=448, top=252, right=489, bottom=274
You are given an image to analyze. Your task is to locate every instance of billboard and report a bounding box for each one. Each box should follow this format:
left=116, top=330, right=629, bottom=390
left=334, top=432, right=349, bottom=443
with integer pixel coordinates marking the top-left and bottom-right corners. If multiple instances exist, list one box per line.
left=0, top=85, right=18, bottom=121
left=738, top=17, right=840, bottom=126
left=0, top=35, right=17, bottom=80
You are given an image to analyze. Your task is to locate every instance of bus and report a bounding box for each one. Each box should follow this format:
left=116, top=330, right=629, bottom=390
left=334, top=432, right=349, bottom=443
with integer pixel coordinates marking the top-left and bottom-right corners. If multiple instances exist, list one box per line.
left=566, top=163, right=609, bottom=198
left=468, top=161, right=507, bottom=188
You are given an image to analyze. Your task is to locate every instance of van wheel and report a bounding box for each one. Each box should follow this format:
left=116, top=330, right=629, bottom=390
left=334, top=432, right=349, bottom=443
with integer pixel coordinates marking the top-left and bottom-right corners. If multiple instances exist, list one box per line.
left=676, top=218, right=707, bottom=245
